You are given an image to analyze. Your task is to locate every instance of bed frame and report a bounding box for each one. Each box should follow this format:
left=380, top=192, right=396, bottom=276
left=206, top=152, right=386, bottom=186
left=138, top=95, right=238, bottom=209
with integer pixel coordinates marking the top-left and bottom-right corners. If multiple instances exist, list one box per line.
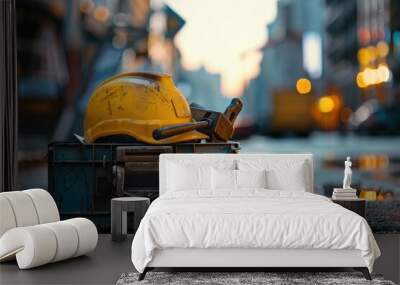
left=139, top=248, right=371, bottom=280
left=138, top=154, right=372, bottom=281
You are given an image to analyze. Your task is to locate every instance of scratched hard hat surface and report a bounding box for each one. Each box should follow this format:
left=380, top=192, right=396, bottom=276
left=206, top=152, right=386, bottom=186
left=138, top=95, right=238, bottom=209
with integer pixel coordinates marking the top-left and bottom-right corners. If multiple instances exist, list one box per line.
left=84, top=72, right=207, bottom=144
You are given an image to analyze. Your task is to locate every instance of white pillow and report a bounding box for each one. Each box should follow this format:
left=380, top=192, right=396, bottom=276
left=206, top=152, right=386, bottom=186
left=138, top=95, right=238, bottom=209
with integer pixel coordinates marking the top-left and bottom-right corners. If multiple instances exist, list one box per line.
left=236, top=169, right=267, bottom=189
left=237, top=159, right=308, bottom=191
left=212, top=169, right=268, bottom=191
left=212, top=168, right=236, bottom=190
left=167, top=162, right=212, bottom=191
left=266, top=167, right=306, bottom=191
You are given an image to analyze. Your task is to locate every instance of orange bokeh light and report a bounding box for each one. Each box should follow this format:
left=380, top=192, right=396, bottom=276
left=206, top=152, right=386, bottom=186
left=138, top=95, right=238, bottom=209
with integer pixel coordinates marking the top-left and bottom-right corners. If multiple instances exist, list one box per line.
left=296, top=78, right=312, bottom=94
left=318, top=96, right=335, bottom=113
left=94, top=6, right=110, bottom=23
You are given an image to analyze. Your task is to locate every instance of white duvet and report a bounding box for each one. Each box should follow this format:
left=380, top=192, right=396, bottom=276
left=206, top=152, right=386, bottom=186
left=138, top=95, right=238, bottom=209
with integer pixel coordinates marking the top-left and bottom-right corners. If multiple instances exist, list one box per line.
left=131, top=190, right=380, bottom=273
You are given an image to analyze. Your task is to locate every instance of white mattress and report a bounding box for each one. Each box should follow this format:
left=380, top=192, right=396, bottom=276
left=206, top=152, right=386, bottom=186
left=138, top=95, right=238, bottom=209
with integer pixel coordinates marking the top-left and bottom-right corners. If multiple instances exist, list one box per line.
left=131, top=190, right=380, bottom=273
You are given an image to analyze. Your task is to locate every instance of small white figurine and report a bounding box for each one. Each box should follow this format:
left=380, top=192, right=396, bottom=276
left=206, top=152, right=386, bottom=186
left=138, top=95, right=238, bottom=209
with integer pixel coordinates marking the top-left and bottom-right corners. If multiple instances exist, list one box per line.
left=343, top=156, right=352, bottom=189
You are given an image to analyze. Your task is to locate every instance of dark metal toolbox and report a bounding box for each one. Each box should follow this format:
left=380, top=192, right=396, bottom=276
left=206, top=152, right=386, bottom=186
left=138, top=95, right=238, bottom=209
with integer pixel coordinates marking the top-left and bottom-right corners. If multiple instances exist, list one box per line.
left=48, top=141, right=240, bottom=231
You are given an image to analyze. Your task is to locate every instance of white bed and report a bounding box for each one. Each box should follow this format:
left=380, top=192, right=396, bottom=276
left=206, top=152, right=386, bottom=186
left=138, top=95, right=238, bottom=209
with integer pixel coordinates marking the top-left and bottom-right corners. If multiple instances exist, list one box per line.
left=131, top=154, right=380, bottom=280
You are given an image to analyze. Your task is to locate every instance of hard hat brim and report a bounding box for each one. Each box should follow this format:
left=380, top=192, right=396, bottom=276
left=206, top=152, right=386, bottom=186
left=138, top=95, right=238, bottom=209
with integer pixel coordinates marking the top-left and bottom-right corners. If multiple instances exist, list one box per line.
left=85, top=127, right=208, bottom=144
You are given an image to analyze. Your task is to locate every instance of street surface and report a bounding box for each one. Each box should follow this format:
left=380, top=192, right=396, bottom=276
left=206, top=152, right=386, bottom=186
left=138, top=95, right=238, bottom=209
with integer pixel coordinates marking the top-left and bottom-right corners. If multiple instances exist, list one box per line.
left=239, top=133, right=400, bottom=194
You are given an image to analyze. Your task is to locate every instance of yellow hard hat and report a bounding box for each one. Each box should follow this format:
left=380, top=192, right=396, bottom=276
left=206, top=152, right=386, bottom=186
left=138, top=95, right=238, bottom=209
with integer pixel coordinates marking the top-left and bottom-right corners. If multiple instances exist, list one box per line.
left=84, top=72, right=208, bottom=144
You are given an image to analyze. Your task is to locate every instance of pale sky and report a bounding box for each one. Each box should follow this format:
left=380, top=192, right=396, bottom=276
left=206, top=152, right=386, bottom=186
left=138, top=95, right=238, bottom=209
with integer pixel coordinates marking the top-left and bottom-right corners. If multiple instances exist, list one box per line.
left=164, top=0, right=278, bottom=97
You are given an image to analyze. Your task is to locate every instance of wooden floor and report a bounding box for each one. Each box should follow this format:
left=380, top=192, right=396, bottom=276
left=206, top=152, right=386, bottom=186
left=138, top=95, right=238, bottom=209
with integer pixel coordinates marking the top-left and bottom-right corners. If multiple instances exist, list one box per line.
left=0, top=234, right=134, bottom=285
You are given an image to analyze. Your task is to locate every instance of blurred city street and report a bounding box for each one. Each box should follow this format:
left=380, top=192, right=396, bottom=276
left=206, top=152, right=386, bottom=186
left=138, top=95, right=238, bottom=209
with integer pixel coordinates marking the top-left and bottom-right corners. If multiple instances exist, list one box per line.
left=241, top=133, right=400, bottom=192
left=2, top=1, right=400, bottom=283
left=241, top=133, right=400, bottom=157
left=19, top=132, right=400, bottom=196
left=13, top=0, right=400, bottom=232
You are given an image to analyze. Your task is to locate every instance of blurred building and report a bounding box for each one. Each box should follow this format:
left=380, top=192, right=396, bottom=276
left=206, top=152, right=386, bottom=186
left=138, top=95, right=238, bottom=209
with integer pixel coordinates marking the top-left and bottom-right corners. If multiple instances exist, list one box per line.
left=16, top=0, right=158, bottom=189
left=18, top=0, right=153, bottom=151
left=324, top=0, right=358, bottom=107
left=242, top=0, right=324, bottom=133
left=175, top=66, right=230, bottom=111
left=17, top=0, right=70, bottom=156
left=389, top=0, right=400, bottom=99
left=325, top=0, right=395, bottom=107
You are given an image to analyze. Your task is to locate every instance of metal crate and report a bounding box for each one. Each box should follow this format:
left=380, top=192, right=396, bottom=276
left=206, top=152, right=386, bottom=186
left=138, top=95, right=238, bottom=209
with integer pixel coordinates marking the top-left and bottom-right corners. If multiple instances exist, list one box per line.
left=48, top=141, right=240, bottom=231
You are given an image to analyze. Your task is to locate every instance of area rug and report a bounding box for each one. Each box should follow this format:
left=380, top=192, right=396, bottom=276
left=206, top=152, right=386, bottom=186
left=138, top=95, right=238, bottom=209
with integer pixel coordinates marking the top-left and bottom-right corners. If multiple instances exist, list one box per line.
left=116, top=271, right=395, bottom=285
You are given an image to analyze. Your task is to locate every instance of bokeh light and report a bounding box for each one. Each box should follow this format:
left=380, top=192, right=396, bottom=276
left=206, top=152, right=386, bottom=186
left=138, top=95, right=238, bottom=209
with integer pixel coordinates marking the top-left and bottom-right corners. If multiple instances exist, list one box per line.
left=296, top=78, right=312, bottom=94
left=357, top=48, right=370, bottom=66
left=94, top=5, right=110, bottom=23
left=79, top=0, right=94, bottom=14
left=356, top=65, right=391, bottom=88
left=367, top=46, right=377, bottom=62
left=356, top=72, right=368, bottom=88
left=318, top=96, right=335, bottom=113
left=376, top=41, right=389, bottom=58
left=377, top=64, right=391, bottom=82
